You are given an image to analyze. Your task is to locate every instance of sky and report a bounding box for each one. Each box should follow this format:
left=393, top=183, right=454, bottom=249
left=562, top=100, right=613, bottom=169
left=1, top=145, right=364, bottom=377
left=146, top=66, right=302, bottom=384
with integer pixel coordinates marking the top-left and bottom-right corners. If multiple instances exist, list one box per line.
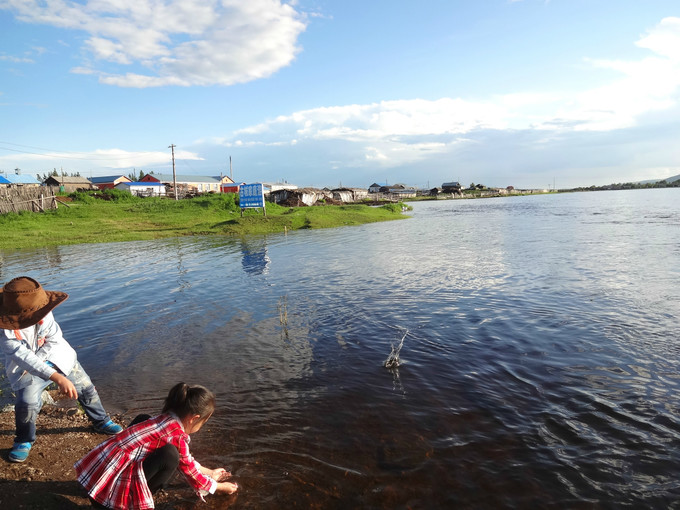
left=1, top=0, right=679, bottom=190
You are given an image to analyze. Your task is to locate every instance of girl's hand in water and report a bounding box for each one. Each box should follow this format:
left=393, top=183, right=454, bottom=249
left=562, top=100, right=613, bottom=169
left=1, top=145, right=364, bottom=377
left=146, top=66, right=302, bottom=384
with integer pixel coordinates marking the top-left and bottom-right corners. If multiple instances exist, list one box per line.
left=216, top=481, right=239, bottom=494
left=210, top=468, right=232, bottom=481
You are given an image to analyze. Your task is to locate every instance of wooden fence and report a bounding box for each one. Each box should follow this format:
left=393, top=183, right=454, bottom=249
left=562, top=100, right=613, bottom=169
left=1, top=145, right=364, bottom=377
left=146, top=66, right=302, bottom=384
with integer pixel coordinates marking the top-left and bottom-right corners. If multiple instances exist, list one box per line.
left=0, top=186, right=61, bottom=214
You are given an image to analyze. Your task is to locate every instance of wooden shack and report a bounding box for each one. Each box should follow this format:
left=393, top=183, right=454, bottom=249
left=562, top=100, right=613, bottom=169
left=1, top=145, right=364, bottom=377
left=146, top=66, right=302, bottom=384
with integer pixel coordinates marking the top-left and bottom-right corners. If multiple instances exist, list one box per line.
left=43, top=176, right=95, bottom=192
left=331, top=188, right=369, bottom=202
left=269, top=188, right=333, bottom=206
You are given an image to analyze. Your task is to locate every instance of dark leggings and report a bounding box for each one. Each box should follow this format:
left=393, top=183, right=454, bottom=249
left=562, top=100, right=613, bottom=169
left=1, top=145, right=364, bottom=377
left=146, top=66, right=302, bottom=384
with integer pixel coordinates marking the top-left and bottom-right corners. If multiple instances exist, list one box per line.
left=90, top=414, right=179, bottom=509
left=130, top=414, right=179, bottom=492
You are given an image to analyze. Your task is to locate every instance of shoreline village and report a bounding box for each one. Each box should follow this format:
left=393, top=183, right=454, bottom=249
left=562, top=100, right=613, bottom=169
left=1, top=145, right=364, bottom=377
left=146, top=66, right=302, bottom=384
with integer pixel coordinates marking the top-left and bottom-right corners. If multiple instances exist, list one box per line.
left=2, top=172, right=678, bottom=252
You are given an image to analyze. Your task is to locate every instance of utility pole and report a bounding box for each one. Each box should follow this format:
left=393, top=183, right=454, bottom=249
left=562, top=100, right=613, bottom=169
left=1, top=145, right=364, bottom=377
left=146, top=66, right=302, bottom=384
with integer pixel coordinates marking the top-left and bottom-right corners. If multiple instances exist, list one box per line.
left=169, top=144, right=177, bottom=200
left=230, top=156, right=233, bottom=181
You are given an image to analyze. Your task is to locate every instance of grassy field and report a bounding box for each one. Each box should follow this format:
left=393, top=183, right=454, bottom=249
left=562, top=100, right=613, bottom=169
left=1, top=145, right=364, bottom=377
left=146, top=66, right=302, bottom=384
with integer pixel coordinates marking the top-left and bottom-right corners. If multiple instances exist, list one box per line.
left=0, top=191, right=410, bottom=251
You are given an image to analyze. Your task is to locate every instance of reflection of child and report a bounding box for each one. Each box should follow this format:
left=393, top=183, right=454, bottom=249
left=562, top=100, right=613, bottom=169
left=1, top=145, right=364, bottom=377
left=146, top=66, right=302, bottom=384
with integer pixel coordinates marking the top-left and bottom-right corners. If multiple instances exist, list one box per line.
left=0, top=277, right=122, bottom=463
left=75, top=382, right=238, bottom=509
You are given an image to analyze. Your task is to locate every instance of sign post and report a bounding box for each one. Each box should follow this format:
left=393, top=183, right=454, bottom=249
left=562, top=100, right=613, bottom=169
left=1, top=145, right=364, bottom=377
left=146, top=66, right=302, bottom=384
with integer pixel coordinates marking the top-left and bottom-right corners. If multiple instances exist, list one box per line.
left=239, top=183, right=266, bottom=217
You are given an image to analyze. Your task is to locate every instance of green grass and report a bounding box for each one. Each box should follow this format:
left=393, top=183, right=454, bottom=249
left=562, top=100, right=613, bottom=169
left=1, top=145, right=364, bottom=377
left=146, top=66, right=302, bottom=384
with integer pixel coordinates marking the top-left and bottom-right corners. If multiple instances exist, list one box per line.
left=0, top=192, right=409, bottom=251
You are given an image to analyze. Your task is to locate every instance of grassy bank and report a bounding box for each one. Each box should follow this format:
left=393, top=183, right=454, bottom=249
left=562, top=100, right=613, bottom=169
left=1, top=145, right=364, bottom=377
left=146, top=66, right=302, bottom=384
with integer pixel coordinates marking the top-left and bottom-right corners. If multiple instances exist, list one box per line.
left=0, top=191, right=410, bottom=251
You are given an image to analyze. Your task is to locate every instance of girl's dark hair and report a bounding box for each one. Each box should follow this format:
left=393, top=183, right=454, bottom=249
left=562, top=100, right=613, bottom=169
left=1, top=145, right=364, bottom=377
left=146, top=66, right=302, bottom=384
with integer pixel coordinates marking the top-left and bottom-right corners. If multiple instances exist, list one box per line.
left=162, top=382, right=215, bottom=420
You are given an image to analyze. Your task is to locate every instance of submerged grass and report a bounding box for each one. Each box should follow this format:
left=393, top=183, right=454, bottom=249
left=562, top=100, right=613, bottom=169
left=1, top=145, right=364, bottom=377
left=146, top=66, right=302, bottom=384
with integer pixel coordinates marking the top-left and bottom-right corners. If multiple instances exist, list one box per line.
left=0, top=192, right=409, bottom=251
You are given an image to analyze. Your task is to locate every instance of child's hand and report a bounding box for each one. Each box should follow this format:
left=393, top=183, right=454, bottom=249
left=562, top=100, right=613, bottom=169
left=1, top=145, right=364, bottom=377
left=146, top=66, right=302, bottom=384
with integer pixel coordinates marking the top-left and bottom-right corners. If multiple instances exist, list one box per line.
left=49, top=372, right=78, bottom=399
left=210, top=468, right=231, bottom=481
left=216, top=481, right=238, bottom=494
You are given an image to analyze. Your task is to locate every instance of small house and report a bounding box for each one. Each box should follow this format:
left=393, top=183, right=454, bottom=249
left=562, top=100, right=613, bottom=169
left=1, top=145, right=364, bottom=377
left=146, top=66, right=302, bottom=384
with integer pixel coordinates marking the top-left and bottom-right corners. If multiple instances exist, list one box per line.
left=115, top=181, right=166, bottom=197
left=387, top=183, right=417, bottom=198
left=221, top=182, right=244, bottom=193
left=89, top=175, right=132, bottom=190
left=140, top=173, right=224, bottom=193
left=442, top=181, right=461, bottom=192
left=261, top=182, right=298, bottom=194
left=42, top=175, right=93, bottom=191
left=1, top=169, right=41, bottom=187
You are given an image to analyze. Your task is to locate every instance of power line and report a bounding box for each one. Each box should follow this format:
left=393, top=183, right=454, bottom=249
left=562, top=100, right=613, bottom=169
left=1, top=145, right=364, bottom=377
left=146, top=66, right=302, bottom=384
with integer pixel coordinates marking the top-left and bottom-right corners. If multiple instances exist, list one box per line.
left=0, top=140, right=167, bottom=161
left=0, top=140, right=106, bottom=155
left=0, top=145, right=97, bottom=160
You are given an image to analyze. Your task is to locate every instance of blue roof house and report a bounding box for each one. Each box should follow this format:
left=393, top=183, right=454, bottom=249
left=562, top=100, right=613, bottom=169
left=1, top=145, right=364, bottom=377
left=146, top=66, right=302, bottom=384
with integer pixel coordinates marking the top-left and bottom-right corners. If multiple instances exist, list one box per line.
left=0, top=171, right=41, bottom=186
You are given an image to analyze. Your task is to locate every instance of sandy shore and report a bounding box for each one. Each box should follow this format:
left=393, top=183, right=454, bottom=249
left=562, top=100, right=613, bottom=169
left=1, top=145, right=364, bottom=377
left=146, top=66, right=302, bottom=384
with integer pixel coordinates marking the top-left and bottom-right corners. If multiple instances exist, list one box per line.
left=0, top=392, right=238, bottom=509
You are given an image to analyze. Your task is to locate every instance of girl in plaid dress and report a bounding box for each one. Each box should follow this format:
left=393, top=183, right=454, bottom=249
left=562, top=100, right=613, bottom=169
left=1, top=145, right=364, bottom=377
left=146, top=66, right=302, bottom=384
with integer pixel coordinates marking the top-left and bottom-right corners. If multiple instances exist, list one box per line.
left=75, top=382, right=238, bottom=509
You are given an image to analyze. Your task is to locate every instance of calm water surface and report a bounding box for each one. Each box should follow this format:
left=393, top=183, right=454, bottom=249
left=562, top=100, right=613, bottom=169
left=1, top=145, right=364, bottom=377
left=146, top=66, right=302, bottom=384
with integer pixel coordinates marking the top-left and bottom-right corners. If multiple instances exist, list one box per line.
left=1, top=189, right=679, bottom=509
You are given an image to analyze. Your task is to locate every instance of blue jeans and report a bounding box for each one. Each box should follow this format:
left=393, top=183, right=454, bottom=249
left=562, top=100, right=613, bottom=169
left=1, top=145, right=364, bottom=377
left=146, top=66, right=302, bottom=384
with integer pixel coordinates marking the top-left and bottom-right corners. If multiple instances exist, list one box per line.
left=14, top=361, right=109, bottom=443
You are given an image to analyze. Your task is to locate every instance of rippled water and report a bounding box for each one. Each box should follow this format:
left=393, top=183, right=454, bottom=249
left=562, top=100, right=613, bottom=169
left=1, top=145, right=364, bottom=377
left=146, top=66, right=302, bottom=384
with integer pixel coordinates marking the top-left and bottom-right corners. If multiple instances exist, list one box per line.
left=1, top=189, right=679, bottom=508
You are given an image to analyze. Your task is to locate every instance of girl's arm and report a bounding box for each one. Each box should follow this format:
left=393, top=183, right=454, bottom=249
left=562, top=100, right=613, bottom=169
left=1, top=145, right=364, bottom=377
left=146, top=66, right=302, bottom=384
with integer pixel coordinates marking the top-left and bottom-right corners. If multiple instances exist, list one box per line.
left=174, top=434, right=227, bottom=498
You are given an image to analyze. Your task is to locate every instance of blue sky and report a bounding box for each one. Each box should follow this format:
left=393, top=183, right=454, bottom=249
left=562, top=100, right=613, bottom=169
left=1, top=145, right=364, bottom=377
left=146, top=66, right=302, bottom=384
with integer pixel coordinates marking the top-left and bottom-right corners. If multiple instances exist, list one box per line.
left=1, top=0, right=679, bottom=189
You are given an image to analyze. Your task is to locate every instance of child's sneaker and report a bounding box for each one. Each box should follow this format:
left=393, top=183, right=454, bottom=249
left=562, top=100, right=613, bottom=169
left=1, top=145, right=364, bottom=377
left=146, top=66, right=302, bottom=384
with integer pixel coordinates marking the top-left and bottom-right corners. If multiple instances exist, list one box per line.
left=94, top=419, right=123, bottom=435
left=9, top=441, right=32, bottom=462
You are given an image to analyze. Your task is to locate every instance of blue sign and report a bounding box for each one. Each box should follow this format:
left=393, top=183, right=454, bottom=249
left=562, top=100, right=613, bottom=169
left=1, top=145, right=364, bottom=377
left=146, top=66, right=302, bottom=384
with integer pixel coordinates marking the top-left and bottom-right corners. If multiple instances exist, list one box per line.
left=239, top=183, right=265, bottom=208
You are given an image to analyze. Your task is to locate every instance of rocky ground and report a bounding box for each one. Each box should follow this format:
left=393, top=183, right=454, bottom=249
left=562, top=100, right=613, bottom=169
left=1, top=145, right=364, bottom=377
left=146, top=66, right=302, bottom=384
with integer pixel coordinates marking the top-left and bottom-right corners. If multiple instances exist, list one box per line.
left=0, top=391, right=238, bottom=509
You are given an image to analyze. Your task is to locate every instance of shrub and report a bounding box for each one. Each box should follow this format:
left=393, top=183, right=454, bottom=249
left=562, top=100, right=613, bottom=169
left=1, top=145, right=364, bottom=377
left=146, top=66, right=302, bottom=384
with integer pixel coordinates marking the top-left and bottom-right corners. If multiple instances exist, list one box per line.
left=69, top=191, right=96, bottom=204
left=380, top=202, right=410, bottom=213
left=102, top=188, right=140, bottom=202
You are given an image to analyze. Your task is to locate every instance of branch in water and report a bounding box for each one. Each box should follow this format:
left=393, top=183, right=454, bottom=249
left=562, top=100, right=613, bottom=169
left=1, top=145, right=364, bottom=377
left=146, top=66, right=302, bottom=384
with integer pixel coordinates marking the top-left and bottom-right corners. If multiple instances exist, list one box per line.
left=384, top=329, right=407, bottom=368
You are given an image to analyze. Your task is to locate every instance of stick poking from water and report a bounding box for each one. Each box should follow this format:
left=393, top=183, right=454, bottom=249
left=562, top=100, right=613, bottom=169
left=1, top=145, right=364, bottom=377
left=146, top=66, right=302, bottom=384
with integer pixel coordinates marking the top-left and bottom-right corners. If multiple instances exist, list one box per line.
left=384, top=329, right=408, bottom=368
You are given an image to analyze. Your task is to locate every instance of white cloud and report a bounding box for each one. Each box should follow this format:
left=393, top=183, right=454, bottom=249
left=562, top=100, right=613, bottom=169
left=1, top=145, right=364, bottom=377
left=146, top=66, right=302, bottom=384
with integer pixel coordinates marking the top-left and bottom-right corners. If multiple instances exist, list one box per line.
left=537, top=16, right=680, bottom=132
left=209, top=17, right=680, bottom=173
left=0, top=0, right=307, bottom=87
left=236, top=98, right=508, bottom=140
left=636, top=16, right=680, bottom=61
left=0, top=147, right=202, bottom=170
left=214, top=98, right=508, bottom=167
left=364, top=147, right=388, bottom=161
left=0, top=54, right=35, bottom=63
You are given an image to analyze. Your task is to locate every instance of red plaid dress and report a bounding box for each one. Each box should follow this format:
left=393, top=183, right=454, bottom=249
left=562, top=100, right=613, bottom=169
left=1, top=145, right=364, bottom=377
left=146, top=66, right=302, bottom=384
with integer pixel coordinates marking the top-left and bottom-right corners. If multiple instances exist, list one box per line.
left=75, top=413, right=215, bottom=509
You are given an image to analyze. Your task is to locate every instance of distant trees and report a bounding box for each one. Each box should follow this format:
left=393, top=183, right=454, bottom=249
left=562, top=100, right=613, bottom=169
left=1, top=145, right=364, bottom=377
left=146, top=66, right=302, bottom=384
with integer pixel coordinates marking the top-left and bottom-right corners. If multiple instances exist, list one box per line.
left=570, top=179, right=680, bottom=191
left=127, top=169, right=146, bottom=181
left=36, top=168, right=81, bottom=181
left=36, top=169, right=58, bottom=181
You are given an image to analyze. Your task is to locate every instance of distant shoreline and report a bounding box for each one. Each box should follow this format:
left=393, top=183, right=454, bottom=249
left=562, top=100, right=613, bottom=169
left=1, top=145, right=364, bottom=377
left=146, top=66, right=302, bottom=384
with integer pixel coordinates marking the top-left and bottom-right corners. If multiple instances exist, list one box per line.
left=0, top=193, right=410, bottom=252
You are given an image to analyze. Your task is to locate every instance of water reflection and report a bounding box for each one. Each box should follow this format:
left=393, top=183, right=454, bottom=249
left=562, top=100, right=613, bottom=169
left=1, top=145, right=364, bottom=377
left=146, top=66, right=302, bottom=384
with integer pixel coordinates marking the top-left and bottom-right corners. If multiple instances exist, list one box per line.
left=241, top=238, right=271, bottom=275
left=172, top=239, right=191, bottom=293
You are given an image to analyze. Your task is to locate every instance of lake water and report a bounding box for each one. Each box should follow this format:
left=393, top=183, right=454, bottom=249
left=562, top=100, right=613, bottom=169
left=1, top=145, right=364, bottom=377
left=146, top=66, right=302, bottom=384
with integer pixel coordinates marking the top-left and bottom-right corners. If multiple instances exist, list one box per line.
left=1, top=189, right=679, bottom=509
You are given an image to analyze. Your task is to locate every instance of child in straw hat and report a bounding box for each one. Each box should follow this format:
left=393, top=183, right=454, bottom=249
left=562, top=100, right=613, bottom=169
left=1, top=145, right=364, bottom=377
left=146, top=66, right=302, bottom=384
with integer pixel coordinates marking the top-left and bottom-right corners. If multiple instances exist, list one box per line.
left=0, top=276, right=122, bottom=463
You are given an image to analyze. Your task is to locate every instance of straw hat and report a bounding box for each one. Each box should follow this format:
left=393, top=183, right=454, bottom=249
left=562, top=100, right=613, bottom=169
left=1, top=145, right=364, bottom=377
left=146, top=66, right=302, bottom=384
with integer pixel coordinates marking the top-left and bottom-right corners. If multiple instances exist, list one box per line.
left=0, top=277, right=68, bottom=330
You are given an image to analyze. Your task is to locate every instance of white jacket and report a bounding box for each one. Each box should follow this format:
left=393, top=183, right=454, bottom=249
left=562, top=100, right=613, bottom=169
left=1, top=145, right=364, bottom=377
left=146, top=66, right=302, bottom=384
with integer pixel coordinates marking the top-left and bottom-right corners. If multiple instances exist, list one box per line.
left=0, top=311, right=77, bottom=390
